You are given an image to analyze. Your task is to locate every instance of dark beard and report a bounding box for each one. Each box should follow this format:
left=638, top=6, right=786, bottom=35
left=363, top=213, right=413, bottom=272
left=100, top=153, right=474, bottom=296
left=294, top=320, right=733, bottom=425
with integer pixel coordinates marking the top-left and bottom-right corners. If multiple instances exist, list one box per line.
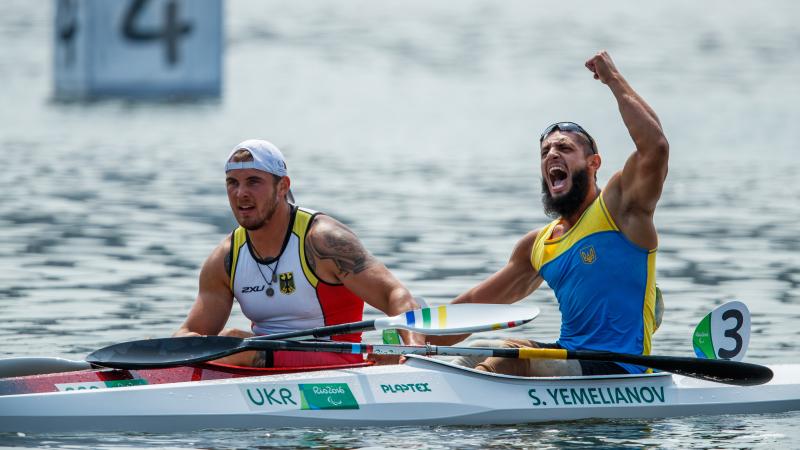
left=541, top=168, right=591, bottom=219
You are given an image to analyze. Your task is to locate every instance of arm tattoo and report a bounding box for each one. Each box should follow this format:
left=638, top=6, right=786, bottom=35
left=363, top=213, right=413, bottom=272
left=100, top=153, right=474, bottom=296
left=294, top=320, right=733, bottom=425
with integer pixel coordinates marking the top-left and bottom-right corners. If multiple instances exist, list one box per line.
left=305, top=226, right=376, bottom=278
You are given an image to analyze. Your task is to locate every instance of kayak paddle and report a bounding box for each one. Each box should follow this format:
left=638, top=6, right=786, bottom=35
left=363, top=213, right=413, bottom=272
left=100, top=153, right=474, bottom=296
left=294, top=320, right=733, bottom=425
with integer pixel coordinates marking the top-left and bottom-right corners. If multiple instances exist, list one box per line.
left=86, top=304, right=540, bottom=369
left=90, top=338, right=772, bottom=386
left=252, top=303, right=539, bottom=341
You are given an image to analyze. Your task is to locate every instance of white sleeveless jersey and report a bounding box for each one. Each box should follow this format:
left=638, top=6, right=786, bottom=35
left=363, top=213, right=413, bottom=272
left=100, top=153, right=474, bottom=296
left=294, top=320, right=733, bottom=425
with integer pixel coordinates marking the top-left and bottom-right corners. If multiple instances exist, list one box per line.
left=229, top=206, right=364, bottom=341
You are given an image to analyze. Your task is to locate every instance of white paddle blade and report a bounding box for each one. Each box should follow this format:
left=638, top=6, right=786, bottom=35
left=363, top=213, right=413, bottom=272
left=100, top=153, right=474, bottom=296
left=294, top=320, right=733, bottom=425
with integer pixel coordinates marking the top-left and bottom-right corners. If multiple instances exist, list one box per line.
left=374, top=304, right=540, bottom=335
left=693, top=300, right=750, bottom=361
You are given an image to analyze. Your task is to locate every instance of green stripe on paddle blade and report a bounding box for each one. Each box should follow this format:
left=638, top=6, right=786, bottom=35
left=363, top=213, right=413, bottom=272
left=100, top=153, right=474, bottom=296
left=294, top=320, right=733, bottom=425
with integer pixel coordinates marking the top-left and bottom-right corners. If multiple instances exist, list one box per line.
left=422, top=308, right=431, bottom=328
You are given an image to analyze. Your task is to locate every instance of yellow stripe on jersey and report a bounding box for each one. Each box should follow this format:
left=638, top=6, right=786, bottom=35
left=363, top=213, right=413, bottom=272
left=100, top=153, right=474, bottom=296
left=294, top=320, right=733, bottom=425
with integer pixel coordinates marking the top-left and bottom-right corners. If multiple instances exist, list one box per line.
left=293, top=208, right=319, bottom=288
left=642, top=250, right=658, bottom=356
left=531, top=194, right=618, bottom=272
left=229, top=227, right=248, bottom=291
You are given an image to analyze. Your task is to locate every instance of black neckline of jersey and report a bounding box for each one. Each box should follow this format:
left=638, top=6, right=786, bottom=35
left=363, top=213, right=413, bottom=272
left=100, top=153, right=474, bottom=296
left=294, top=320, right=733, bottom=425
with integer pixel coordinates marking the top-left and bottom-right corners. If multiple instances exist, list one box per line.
left=245, top=205, right=298, bottom=265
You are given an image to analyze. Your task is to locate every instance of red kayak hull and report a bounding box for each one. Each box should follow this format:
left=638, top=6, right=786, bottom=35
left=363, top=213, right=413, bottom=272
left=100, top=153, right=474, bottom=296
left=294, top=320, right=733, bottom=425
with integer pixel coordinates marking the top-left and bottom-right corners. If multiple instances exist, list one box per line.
left=0, top=361, right=373, bottom=396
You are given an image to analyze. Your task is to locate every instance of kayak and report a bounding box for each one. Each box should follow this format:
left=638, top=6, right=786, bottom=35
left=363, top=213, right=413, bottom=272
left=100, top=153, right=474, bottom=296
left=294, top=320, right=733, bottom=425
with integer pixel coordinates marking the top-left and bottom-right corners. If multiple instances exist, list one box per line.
left=1, top=356, right=799, bottom=432
left=0, top=359, right=374, bottom=396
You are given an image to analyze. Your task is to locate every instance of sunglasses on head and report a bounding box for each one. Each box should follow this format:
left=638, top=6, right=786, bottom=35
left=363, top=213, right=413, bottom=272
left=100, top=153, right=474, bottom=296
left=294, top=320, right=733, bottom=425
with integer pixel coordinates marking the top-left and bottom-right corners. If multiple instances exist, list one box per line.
left=539, top=122, right=598, bottom=154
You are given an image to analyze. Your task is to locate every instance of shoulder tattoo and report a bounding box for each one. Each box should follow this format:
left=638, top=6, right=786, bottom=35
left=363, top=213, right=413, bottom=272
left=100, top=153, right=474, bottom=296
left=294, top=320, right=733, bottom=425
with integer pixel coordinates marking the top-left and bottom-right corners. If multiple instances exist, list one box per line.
left=305, top=225, right=376, bottom=278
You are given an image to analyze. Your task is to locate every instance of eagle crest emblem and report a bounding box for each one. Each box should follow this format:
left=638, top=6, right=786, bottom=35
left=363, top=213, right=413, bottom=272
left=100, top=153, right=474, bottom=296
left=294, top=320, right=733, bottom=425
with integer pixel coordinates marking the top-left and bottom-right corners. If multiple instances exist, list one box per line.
left=279, top=272, right=296, bottom=294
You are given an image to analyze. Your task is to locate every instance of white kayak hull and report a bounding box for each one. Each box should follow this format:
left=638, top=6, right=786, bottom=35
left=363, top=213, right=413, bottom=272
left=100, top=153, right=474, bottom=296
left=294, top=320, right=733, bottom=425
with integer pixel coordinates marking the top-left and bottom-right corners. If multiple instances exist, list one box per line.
left=2, top=357, right=799, bottom=433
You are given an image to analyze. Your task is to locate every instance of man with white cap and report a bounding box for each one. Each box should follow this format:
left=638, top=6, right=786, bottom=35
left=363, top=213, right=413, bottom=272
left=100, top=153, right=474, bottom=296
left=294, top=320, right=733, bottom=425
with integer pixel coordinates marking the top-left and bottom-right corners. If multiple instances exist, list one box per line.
left=174, top=139, right=419, bottom=367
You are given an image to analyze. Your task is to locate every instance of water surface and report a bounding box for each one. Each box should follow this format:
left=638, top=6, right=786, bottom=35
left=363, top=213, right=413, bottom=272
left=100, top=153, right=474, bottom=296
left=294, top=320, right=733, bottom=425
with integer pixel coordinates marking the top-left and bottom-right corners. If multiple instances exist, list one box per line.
left=1, top=0, right=799, bottom=448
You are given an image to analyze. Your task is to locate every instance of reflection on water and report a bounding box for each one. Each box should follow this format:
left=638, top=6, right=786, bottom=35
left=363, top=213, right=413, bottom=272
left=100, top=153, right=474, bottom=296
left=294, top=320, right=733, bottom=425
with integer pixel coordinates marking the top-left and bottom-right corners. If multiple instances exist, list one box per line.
left=1, top=0, right=799, bottom=447
left=2, top=414, right=798, bottom=449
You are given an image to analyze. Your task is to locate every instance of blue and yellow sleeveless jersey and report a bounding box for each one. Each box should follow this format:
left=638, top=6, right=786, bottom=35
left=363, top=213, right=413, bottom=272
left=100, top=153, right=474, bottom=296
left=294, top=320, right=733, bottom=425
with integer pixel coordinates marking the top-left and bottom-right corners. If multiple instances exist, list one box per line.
left=531, top=193, right=658, bottom=374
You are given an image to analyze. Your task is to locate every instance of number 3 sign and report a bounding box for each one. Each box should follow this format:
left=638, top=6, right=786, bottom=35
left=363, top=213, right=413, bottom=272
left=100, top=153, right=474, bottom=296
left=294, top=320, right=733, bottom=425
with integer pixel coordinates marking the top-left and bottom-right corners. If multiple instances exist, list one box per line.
left=54, top=0, right=222, bottom=99
left=693, top=301, right=751, bottom=362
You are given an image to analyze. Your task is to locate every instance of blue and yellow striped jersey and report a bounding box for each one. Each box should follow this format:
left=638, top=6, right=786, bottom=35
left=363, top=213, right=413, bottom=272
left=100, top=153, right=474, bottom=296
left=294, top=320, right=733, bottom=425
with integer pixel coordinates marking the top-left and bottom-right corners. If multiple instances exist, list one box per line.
left=531, top=193, right=658, bottom=374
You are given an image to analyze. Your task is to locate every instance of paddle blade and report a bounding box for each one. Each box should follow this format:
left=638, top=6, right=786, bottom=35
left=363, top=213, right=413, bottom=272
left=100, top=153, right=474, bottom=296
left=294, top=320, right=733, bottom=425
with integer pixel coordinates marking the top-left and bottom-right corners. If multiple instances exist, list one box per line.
left=693, top=301, right=750, bottom=361
left=570, top=350, right=773, bottom=386
left=374, top=304, right=540, bottom=335
left=86, top=336, right=245, bottom=369
left=637, top=356, right=771, bottom=386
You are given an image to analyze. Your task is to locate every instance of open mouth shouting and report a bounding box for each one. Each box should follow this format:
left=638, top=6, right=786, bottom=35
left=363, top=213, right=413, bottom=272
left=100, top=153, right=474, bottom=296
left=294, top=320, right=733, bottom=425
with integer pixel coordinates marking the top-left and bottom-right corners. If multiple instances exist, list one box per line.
left=546, top=164, right=570, bottom=195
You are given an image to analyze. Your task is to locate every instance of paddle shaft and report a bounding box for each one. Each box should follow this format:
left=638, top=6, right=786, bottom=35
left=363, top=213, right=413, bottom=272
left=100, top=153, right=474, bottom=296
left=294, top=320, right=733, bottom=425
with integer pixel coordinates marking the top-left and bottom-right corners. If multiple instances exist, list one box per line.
left=240, top=340, right=773, bottom=386
left=255, top=320, right=376, bottom=341
left=0, top=357, right=93, bottom=379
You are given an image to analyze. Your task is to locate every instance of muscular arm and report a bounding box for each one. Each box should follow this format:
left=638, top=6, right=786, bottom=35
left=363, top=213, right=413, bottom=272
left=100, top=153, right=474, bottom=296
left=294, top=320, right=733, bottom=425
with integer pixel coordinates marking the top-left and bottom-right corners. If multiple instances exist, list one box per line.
left=304, top=216, right=419, bottom=340
left=586, top=51, right=669, bottom=248
left=428, top=230, right=544, bottom=345
left=454, top=230, right=543, bottom=305
left=174, top=238, right=235, bottom=337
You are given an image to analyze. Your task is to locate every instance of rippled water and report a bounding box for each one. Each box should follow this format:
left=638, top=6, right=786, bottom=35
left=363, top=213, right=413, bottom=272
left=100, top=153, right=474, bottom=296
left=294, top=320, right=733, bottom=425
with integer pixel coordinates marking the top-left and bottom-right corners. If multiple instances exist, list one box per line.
left=1, top=0, right=799, bottom=448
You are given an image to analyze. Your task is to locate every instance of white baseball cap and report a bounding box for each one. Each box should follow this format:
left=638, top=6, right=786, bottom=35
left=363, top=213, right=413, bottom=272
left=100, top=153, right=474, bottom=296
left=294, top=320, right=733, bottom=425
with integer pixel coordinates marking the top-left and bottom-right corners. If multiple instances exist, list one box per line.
left=225, top=139, right=295, bottom=203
